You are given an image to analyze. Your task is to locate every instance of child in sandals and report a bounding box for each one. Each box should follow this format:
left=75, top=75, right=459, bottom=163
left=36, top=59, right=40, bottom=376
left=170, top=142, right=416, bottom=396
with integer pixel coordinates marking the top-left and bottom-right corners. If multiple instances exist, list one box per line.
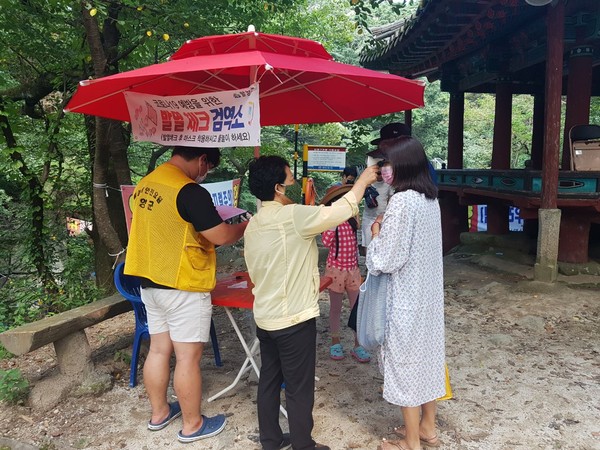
left=321, top=186, right=371, bottom=363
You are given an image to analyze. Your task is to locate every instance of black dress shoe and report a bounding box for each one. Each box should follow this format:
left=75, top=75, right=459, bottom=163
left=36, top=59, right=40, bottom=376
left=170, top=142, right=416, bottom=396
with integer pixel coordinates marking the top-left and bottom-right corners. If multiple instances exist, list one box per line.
left=278, top=433, right=291, bottom=449
left=260, top=433, right=290, bottom=450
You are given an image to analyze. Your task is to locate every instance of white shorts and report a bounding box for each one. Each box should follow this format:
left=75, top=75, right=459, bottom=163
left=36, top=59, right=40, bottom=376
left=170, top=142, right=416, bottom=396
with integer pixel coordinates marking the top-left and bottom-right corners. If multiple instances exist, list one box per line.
left=141, top=288, right=212, bottom=343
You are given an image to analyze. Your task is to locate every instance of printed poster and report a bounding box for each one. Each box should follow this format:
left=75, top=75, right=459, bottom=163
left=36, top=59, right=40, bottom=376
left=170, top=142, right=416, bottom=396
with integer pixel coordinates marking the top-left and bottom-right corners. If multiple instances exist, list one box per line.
left=304, top=145, right=347, bottom=172
left=124, top=84, right=260, bottom=147
left=468, top=205, right=524, bottom=232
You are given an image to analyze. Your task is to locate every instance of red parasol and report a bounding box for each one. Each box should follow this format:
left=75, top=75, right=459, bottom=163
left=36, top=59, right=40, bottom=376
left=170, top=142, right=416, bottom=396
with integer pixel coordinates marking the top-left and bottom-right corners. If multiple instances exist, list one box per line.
left=65, top=31, right=424, bottom=126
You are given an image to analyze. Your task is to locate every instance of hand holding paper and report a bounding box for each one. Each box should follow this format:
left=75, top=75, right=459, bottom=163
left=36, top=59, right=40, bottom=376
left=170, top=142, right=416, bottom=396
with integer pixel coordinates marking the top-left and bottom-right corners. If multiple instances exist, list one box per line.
left=216, top=205, right=248, bottom=221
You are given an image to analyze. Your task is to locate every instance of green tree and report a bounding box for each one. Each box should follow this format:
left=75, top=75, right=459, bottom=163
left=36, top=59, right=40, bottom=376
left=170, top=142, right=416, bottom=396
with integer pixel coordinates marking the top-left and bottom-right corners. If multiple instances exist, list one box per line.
left=412, top=82, right=450, bottom=160
left=0, top=0, right=367, bottom=326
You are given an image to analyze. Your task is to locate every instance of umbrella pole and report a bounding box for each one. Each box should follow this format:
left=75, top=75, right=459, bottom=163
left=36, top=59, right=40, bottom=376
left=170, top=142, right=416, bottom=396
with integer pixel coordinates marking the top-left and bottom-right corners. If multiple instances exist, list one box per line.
left=301, top=143, right=308, bottom=205
left=293, top=124, right=299, bottom=180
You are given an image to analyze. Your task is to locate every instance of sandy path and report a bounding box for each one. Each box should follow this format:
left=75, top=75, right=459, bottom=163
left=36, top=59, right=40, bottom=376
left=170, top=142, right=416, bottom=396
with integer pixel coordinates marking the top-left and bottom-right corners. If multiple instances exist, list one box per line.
left=1, top=255, right=599, bottom=449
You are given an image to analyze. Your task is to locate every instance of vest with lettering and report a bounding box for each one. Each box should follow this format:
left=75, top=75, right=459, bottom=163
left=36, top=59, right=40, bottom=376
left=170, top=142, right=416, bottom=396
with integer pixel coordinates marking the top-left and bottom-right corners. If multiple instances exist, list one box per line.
left=124, top=162, right=216, bottom=292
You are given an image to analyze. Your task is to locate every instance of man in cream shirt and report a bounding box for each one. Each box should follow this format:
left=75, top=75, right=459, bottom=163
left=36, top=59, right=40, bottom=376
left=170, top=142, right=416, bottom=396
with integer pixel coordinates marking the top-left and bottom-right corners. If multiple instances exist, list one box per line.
left=244, top=156, right=378, bottom=450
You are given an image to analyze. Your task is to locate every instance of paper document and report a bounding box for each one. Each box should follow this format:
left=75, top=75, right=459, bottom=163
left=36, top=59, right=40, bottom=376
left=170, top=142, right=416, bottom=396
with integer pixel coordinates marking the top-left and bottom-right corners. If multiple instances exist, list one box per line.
left=216, top=205, right=247, bottom=221
left=228, top=281, right=248, bottom=289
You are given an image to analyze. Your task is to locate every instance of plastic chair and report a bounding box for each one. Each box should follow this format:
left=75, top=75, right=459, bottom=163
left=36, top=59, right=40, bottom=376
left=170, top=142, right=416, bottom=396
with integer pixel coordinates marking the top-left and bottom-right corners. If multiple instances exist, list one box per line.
left=568, top=124, right=600, bottom=170
left=114, top=263, right=222, bottom=388
left=569, top=124, right=600, bottom=143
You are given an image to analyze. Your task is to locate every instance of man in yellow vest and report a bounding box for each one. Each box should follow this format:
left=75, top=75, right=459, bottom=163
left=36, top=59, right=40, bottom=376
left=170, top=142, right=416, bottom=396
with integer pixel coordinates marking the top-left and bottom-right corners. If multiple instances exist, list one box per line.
left=125, top=146, right=248, bottom=443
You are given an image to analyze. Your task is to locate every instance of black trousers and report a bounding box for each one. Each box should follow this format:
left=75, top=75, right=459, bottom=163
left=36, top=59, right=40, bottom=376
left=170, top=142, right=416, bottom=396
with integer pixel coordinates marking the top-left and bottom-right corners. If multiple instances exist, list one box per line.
left=256, top=319, right=317, bottom=450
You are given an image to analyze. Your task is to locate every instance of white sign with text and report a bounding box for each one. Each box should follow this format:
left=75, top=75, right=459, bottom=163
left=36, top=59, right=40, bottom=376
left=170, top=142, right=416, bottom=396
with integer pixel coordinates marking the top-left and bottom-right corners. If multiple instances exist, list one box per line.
left=305, top=145, right=347, bottom=172
left=124, top=84, right=260, bottom=147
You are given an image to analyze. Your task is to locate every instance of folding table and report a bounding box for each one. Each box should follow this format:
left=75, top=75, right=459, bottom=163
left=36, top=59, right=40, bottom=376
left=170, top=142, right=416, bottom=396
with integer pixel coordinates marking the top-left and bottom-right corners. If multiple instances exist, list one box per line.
left=208, top=271, right=257, bottom=403
left=208, top=272, right=332, bottom=412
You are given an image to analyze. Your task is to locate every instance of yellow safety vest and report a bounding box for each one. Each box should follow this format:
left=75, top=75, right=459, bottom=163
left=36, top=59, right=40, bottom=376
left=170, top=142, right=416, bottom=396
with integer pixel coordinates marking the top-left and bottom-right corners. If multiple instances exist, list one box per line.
left=124, top=162, right=216, bottom=292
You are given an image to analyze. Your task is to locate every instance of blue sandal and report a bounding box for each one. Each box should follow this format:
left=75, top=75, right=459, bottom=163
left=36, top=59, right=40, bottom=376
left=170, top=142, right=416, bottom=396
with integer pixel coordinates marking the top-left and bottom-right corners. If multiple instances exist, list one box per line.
left=177, top=414, right=227, bottom=443
left=330, top=343, right=345, bottom=360
left=147, top=402, right=182, bottom=431
left=351, top=345, right=371, bottom=363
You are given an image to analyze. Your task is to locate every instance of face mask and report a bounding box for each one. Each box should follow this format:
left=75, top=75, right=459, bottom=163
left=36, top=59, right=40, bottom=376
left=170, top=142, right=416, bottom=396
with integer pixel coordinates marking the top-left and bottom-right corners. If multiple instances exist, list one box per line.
left=195, top=158, right=209, bottom=184
left=381, top=166, right=394, bottom=185
left=275, top=184, right=295, bottom=205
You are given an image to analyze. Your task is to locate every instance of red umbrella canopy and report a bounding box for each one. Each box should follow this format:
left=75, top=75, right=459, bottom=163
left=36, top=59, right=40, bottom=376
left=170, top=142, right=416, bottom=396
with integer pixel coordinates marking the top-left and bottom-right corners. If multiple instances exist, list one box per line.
left=169, top=31, right=333, bottom=60
left=66, top=31, right=424, bottom=126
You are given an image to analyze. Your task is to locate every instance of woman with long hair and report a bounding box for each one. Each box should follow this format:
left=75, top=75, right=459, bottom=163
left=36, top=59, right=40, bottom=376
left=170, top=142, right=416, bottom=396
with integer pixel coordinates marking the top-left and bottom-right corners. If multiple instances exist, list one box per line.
left=367, top=136, right=445, bottom=450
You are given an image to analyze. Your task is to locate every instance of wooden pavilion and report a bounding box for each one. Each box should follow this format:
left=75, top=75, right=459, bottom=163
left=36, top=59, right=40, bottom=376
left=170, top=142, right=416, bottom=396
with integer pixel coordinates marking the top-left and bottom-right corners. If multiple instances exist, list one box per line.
left=361, top=0, right=600, bottom=281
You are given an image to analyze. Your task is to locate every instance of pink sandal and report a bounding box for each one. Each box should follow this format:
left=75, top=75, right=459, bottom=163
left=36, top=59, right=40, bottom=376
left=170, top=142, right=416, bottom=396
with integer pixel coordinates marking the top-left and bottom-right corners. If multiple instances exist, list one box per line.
left=350, top=345, right=371, bottom=363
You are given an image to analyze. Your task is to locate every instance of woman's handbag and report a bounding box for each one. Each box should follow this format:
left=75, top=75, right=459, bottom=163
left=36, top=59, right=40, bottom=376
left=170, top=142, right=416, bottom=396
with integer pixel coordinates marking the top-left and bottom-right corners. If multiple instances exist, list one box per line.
left=356, top=271, right=389, bottom=351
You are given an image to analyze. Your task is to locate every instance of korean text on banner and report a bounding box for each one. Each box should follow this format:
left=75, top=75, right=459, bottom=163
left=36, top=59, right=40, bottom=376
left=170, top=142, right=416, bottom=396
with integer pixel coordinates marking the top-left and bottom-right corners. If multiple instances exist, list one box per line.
left=201, top=179, right=240, bottom=208
left=124, top=84, right=260, bottom=147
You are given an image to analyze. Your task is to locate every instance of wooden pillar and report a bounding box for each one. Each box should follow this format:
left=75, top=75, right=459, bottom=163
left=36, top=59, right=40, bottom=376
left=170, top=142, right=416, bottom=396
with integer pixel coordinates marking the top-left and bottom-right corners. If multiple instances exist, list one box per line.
left=562, top=45, right=594, bottom=170
left=558, top=212, right=590, bottom=263
left=491, top=78, right=513, bottom=169
left=442, top=93, right=466, bottom=252
left=525, top=92, right=544, bottom=239
left=447, top=92, right=464, bottom=169
left=531, top=92, right=545, bottom=170
left=540, top=3, right=564, bottom=210
left=488, top=79, right=512, bottom=234
left=535, top=1, right=565, bottom=283
left=439, top=192, right=468, bottom=255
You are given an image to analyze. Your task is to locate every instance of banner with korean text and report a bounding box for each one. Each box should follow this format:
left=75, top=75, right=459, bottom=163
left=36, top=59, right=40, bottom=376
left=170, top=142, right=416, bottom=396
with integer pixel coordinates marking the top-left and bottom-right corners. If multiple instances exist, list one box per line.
left=124, top=84, right=260, bottom=147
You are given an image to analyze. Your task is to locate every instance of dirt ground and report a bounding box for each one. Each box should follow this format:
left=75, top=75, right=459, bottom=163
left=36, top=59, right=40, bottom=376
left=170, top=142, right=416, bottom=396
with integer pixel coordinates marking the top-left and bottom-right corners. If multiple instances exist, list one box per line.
left=1, top=252, right=599, bottom=450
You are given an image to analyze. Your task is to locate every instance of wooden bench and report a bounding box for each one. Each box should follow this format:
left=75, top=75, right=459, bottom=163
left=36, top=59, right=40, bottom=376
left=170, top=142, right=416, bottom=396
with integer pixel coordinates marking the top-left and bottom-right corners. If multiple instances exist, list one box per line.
left=0, top=294, right=132, bottom=410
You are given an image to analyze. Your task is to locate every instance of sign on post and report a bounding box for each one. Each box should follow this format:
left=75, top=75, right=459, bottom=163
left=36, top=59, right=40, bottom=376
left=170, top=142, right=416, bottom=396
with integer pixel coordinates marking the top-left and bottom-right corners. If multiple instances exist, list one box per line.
left=304, top=145, right=347, bottom=172
left=300, top=145, right=347, bottom=204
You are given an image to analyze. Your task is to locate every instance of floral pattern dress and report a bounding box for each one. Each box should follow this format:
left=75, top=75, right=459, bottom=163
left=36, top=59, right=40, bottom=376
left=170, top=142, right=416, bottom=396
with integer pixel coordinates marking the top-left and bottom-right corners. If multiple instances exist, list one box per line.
left=366, top=189, right=446, bottom=407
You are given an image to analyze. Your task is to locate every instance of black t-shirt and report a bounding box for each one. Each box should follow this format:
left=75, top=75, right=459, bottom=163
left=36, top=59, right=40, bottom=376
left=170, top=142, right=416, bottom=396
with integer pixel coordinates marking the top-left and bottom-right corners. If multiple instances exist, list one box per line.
left=177, top=183, right=223, bottom=232
left=140, top=183, right=223, bottom=289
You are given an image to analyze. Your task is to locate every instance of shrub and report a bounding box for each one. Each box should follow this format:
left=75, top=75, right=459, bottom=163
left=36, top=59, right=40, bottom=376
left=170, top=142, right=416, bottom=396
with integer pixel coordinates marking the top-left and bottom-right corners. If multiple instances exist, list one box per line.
left=0, top=235, right=103, bottom=331
left=0, top=344, right=13, bottom=360
left=0, top=368, right=29, bottom=404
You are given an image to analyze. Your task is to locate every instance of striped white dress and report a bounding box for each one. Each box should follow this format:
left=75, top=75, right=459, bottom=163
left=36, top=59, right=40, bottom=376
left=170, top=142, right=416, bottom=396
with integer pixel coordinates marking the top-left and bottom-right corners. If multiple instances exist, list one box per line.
left=366, top=189, right=446, bottom=407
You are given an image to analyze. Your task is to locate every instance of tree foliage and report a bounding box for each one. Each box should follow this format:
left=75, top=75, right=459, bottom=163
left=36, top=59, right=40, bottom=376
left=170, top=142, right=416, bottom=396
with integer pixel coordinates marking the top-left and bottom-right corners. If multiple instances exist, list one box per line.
left=0, top=0, right=363, bottom=329
left=0, top=0, right=555, bottom=333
